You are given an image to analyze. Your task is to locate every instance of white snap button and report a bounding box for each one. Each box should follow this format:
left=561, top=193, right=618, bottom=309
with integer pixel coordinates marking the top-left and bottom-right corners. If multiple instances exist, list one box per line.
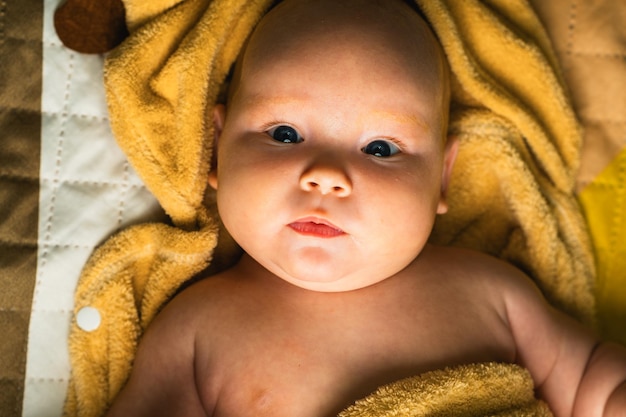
left=76, top=306, right=101, bottom=332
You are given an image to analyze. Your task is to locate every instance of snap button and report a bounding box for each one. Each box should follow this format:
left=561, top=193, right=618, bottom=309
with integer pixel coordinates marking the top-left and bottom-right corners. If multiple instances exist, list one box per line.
left=76, top=306, right=101, bottom=332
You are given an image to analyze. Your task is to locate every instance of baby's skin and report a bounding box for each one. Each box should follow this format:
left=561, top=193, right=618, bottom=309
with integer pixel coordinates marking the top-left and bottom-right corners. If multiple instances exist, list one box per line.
left=105, top=0, right=626, bottom=416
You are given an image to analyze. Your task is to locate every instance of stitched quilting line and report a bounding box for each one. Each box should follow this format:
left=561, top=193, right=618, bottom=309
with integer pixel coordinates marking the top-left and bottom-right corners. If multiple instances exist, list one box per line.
left=1, top=239, right=93, bottom=250
left=32, top=241, right=100, bottom=250
left=41, top=109, right=110, bottom=123
left=570, top=51, right=626, bottom=59
left=581, top=180, right=626, bottom=189
left=0, top=237, right=37, bottom=247
left=25, top=378, right=68, bottom=383
left=39, top=177, right=147, bottom=188
left=36, top=51, right=76, bottom=309
left=565, top=0, right=578, bottom=57
left=117, top=162, right=131, bottom=227
left=0, top=171, right=40, bottom=182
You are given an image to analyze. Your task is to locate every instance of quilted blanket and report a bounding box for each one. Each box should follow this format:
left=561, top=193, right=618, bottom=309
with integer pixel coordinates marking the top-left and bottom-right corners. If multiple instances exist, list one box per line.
left=0, top=0, right=624, bottom=415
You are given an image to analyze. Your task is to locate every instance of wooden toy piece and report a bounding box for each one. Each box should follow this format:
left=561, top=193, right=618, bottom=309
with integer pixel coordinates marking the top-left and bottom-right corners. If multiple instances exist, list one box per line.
left=54, top=0, right=129, bottom=54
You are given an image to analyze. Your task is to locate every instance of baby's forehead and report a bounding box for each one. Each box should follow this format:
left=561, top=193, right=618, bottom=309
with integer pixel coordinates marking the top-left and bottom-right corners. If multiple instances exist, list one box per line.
left=240, top=0, right=445, bottom=79
left=253, top=0, right=435, bottom=50
left=224, top=0, right=449, bottom=116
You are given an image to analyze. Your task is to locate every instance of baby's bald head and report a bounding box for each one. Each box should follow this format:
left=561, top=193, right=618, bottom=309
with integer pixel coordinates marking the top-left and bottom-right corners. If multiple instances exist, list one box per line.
left=226, top=0, right=450, bottom=136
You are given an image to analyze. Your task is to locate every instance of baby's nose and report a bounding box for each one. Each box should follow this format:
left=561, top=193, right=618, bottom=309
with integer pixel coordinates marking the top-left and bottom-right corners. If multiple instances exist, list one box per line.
left=299, top=163, right=352, bottom=197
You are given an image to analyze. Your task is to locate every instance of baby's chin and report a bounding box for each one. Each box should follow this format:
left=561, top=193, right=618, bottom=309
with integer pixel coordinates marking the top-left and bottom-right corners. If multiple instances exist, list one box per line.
left=268, top=262, right=402, bottom=293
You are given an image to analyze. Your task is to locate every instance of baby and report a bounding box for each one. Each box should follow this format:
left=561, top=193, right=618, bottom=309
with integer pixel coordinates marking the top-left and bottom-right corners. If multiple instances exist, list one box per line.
left=105, top=0, right=626, bottom=416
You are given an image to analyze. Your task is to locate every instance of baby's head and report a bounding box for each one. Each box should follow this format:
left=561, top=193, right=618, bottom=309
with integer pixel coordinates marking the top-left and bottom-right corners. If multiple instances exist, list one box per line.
left=225, top=0, right=450, bottom=132
left=209, top=0, right=457, bottom=292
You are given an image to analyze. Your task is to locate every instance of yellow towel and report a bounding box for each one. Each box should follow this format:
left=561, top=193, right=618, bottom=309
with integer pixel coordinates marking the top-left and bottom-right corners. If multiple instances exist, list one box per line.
left=64, top=0, right=595, bottom=415
left=419, top=0, right=594, bottom=322
left=339, top=363, right=552, bottom=417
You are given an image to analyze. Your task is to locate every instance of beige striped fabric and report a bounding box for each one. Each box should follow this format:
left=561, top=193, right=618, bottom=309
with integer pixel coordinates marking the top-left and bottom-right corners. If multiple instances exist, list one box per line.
left=0, top=0, right=44, bottom=414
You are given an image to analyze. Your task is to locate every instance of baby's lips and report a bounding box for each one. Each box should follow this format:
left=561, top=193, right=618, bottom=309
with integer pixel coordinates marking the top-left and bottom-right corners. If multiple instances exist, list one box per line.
left=288, top=217, right=345, bottom=238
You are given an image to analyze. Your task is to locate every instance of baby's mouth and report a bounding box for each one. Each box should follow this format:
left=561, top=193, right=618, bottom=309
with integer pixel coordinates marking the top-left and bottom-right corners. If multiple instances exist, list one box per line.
left=288, top=218, right=345, bottom=238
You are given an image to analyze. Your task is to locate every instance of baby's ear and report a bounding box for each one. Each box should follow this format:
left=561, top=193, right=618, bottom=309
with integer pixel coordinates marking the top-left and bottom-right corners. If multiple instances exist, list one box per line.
left=213, top=104, right=226, bottom=137
left=208, top=104, right=226, bottom=190
left=436, top=135, right=459, bottom=214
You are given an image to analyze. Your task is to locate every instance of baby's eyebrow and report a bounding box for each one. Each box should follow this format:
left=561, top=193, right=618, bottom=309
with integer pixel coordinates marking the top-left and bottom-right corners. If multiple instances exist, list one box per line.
left=238, top=94, right=430, bottom=133
left=365, top=110, right=430, bottom=133
left=241, top=94, right=304, bottom=109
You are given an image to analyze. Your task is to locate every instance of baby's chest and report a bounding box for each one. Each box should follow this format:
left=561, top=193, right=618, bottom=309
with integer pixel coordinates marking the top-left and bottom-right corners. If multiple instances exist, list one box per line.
left=204, top=339, right=416, bottom=416
left=196, top=299, right=514, bottom=416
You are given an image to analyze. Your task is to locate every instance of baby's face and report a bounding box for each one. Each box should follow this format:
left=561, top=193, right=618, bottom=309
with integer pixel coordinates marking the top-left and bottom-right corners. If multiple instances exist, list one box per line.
left=209, top=0, right=456, bottom=292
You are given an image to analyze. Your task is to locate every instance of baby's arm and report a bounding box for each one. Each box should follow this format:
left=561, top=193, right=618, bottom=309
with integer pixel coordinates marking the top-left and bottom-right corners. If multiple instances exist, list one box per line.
left=574, top=341, right=626, bottom=416
left=104, top=294, right=208, bottom=417
left=503, top=267, right=626, bottom=417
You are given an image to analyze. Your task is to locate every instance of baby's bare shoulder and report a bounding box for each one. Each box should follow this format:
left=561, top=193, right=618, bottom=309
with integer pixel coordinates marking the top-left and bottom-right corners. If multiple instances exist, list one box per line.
left=161, top=272, right=253, bottom=325
left=434, top=246, right=555, bottom=316
left=418, top=244, right=561, bottom=335
left=104, top=275, right=239, bottom=416
left=421, top=244, right=539, bottom=295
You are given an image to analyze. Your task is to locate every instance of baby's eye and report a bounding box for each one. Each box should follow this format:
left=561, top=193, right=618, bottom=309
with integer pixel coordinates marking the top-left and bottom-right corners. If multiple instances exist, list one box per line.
left=268, top=125, right=303, bottom=144
left=362, top=140, right=400, bottom=157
